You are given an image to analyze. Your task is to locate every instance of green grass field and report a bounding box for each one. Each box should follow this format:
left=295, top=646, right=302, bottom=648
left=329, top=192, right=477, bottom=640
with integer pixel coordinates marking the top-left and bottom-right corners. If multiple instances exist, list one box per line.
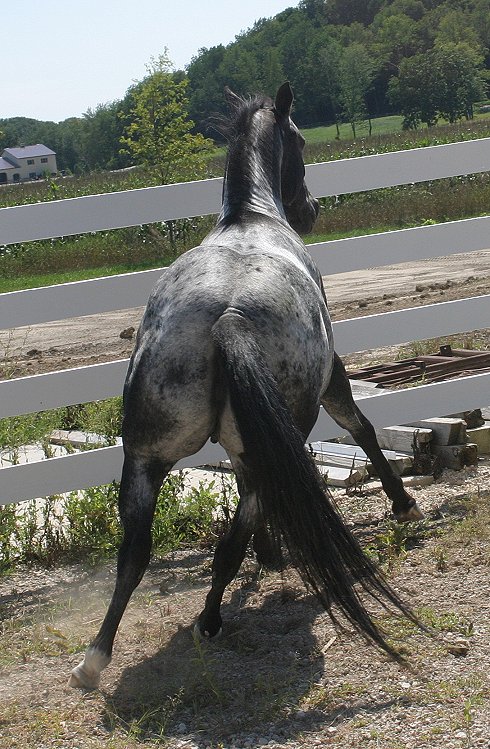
left=302, top=108, right=490, bottom=145
left=303, top=115, right=405, bottom=144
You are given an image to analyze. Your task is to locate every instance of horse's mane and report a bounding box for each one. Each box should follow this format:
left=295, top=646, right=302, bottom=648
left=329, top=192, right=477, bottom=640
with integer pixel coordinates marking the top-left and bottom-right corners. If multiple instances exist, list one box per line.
left=211, top=93, right=274, bottom=142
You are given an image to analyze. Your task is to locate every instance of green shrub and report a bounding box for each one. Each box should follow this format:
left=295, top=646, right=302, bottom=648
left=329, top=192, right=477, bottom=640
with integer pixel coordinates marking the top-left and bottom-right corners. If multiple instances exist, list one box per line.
left=0, top=472, right=238, bottom=572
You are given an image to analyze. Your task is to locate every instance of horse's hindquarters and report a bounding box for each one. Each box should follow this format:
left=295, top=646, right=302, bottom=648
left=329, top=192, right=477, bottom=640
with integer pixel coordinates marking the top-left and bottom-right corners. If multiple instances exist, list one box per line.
left=122, top=329, right=219, bottom=464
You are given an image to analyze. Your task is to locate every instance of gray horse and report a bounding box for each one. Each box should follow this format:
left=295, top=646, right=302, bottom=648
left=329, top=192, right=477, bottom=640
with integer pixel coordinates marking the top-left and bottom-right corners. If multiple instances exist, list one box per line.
left=70, top=83, right=422, bottom=690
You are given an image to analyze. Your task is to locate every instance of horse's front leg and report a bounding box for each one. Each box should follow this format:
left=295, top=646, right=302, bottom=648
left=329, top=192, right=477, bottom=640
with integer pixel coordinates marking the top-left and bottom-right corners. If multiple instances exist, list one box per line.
left=69, top=455, right=169, bottom=689
left=321, top=353, right=423, bottom=522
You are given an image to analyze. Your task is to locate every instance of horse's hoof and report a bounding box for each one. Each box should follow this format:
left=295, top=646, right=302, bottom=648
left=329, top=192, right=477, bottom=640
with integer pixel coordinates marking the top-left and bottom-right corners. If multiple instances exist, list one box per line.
left=193, top=622, right=223, bottom=641
left=395, top=501, right=424, bottom=523
left=68, top=666, right=99, bottom=690
left=68, top=648, right=110, bottom=690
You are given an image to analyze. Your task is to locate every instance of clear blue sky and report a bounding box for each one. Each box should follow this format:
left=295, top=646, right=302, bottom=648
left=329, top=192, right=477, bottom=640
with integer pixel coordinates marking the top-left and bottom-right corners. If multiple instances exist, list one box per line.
left=3, top=0, right=297, bottom=123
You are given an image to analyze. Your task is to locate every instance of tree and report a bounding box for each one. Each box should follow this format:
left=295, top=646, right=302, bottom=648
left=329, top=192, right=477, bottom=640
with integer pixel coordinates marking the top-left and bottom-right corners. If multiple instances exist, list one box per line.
left=325, top=0, right=384, bottom=27
left=434, top=43, right=486, bottom=122
left=83, top=102, right=126, bottom=171
left=390, top=43, right=486, bottom=128
left=338, top=43, right=374, bottom=137
left=187, top=45, right=227, bottom=132
left=120, top=52, right=213, bottom=185
left=388, top=52, right=441, bottom=128
left=310, top=32, right=343, bottom=133
left=374, top=13, right=422, bottom=66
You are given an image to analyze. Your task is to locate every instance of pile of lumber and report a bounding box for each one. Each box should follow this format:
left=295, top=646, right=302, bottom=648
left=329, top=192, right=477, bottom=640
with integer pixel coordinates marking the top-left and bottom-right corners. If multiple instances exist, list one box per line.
left=311, top=409, right=490, bottom=488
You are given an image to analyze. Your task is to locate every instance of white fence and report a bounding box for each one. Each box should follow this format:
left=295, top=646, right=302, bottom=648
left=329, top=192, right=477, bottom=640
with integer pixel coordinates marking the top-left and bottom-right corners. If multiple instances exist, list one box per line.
left=1, top=138, right=490, bottom=505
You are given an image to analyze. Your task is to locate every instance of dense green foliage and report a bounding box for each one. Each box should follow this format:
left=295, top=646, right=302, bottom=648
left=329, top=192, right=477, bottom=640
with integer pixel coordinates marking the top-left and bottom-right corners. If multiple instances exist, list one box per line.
left=187, top=0, right=489, bottom=132
left=1, top=0, right=489, bottom=174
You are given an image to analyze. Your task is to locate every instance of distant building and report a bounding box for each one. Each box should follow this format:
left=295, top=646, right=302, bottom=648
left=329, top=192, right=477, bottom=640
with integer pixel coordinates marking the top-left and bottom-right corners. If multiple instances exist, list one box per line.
left=0, top=144, right=58, bottom=184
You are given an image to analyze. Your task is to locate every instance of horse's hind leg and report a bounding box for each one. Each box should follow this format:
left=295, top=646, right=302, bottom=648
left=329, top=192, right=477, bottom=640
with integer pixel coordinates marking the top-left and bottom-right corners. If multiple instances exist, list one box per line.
left=321, top=353, right=423, bottom=521
left=252, top=521, right=281, bottom=569
left=70, top=455, right=169, bottom=689
left=196, top=469, right=259, bottom=638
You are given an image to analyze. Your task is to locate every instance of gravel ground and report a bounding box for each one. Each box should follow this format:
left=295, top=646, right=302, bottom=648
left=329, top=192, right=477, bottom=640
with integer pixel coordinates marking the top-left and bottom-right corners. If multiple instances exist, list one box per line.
left=1, top=460, right=490, bottom=749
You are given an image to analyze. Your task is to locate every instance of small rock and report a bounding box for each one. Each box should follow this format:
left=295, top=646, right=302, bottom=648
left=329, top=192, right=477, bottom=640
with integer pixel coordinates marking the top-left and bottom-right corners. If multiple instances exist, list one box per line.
left=120, top=326, right=135, bottom=340
left=176, top=722, right=187, bottom=733
left=26, top=348, right=42, bottom=357
left=445, top=637, right=470, bottom=656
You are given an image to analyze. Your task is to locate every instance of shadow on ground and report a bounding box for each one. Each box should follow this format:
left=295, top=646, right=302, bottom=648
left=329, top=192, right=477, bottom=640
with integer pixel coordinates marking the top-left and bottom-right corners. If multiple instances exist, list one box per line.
left=103, top=580, right=331, bottom=744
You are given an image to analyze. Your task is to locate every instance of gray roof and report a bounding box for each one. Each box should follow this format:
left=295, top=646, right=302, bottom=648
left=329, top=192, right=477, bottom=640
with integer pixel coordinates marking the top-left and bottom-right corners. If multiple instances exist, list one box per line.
left=4, top=144, right=56, bottom=159
left=0, top=157, right=15, bottom=170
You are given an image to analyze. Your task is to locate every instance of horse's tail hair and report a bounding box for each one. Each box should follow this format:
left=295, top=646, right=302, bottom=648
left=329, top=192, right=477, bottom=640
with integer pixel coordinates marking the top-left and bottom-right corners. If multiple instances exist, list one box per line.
left=212, top=311, right=417, bottom=660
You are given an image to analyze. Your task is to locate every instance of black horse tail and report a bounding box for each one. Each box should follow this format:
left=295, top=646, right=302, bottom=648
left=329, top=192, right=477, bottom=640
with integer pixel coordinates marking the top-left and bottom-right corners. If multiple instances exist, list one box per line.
left=212, top=311, right=417, bottom=660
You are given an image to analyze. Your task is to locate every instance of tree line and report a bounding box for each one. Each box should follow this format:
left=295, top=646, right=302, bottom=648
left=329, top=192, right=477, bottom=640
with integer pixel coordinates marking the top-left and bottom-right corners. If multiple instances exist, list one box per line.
left=1, top=0, right=489, bottom=175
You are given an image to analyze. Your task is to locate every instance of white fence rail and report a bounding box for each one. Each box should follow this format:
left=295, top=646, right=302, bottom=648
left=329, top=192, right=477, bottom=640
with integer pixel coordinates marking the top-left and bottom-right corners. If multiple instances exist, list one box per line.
left=1, top=138, right=490, bottom=505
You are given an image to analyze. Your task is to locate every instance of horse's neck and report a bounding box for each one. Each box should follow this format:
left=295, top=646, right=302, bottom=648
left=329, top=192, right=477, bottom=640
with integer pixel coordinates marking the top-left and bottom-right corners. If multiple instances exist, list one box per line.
left=219, top=112, right=285, bottom=225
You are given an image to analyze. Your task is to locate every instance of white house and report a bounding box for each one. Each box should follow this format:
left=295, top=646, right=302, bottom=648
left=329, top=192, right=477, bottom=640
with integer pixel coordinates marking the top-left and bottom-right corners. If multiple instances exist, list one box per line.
left=0, top=144, right=58, bottom=184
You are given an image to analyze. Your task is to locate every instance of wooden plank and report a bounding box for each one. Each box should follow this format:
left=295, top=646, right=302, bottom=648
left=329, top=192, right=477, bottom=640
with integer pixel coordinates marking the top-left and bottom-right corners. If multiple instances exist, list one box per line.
left=368, top=475, right=435, bottom=490
left=305, top=138, right=490, bottom=199
left=0, top=440, right=226, bottom=507
left=314, top=453, right=370, bottom=470
left=466, top=424, right=490, bottom=454
left=432, top=443, right=478, bottom=469
left=408, top=417, right=466, bottom=445
left=309, top=371, right=490, bottom=443
left=0, top=360, right=129, bottom=419
left=0, top=269, right=161, bottom=330
left=2, top=223, right=490, bottom=332
left=2, top=292, right=488, bottom=420
left=316, top=463, right=369, bottom=487
left=311, top=441, right=398, bottom=461
left=375, top=426, right=433, bottom=452
left=49, top=429, right=113, bottom=448
left=0, top=178, right=223, bottom=246
left=310, top=215, right=490, bottom=275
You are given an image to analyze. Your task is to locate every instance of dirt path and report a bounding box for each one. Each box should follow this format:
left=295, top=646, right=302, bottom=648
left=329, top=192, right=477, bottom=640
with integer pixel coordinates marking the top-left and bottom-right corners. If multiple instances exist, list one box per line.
left=1, top=250, right=489, bottom=379
left=1, top=464, right=490, bottom=748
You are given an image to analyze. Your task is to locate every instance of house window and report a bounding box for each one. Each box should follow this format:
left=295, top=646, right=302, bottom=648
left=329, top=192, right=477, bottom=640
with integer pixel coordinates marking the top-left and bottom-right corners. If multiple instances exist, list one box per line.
left=29, top=172, right=37, bottom=179
left=13, top=174, right=20, bottom=182
left=27, top=159, right=35, bottom=165
left=41, top=157, right=48, bottom=163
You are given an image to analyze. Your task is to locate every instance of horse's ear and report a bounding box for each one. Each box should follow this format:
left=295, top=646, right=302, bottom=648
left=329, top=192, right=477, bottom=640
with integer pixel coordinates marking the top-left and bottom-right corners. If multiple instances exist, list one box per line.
left=274, top=82, right=294, bottom=119
left=224, top=86, right=242, bottom=112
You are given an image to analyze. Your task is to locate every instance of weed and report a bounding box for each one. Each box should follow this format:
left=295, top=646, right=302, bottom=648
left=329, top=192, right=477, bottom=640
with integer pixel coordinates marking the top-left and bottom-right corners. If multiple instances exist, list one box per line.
left=417, top=606, right=474, bottom=637
left=365, top=519, right=428, bottom=571
left=0, top=467, right=237, bottom=571
left=191, top=629, right=225, bottom=705
left=433, top=546, right=449, bottom=572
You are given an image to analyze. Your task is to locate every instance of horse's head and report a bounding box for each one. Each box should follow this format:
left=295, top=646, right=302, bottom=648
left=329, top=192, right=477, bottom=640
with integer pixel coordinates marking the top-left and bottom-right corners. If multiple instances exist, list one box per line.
left=273, top=82, right=319, bottom=235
